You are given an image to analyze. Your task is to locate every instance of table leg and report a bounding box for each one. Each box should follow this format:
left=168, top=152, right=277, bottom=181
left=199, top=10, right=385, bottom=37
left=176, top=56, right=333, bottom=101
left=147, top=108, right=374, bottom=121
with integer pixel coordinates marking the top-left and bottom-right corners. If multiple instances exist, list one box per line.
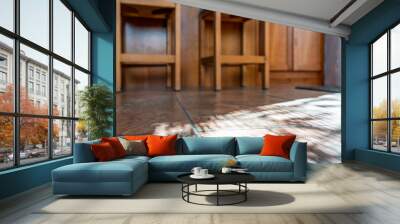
left=245, top=183, right=247, bottom=201
left=187, top=184, right=190, bottom=202
left=195, top=184, right=198, bottom=192
left=217, top=184, right=220, bottom=206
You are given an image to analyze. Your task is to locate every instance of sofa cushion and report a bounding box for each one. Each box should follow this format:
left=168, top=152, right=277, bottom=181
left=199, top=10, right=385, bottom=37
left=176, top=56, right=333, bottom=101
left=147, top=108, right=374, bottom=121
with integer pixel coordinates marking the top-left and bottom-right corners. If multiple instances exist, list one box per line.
left=149, top=154, right=235, bottom=172
left=147, top=135, right=177, bottom=157
left=236, top=155, right=293, bottom=172
left=236, top=137, right=263, bottom=155
left=260, top=134, right=296, bottom=159
left=91, top=142, right=118, bottom=162
left=53, top=158, right=147, bottom=183
left=101, top=137, right=127, bottom=158
left=118, top=137, right=147, bottom=156
left=178, top=137, right=236, bottom=155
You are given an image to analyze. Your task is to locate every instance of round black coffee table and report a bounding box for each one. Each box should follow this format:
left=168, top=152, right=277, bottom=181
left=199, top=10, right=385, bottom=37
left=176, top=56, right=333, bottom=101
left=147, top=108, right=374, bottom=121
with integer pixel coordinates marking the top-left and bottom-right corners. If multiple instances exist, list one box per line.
left=177, top=173, right=255, bottom=206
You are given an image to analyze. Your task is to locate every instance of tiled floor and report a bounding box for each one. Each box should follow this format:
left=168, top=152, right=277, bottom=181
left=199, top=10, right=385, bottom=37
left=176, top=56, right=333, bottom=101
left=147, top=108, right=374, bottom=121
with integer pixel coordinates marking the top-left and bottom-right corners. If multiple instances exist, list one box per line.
left=2, top=163, right=400, bottom=224
left=116, top=85, right=341, bottom=163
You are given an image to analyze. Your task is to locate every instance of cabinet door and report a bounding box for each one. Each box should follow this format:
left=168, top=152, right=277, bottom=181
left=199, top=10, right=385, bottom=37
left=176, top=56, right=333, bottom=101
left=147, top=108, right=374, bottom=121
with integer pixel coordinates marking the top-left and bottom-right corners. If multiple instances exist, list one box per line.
left=270, top=23, right=292, bottom=71
left=293, top=28, right=323, bottom=71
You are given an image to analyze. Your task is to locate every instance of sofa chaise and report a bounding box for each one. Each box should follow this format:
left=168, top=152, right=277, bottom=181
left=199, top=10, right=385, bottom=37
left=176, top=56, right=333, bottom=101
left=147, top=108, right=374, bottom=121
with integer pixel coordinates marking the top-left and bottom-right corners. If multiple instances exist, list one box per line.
left=52, top=137, right=307, bottom=196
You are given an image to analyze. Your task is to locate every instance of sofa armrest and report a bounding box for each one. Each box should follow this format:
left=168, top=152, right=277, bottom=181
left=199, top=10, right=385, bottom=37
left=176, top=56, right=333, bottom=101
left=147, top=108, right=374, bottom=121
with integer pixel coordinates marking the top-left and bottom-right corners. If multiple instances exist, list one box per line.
left=73, top=140, right=99, bottom=163
left=289, top=141, right=307, bottom=182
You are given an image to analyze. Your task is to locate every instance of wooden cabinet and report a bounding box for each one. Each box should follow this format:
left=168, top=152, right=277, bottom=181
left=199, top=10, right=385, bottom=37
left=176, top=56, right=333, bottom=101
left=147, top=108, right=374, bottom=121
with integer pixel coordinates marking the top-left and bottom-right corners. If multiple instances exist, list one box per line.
left=269, top=23, right=323, bottom=85
left=270, top=23, right=292, bottom=71
left=293, top=28, right=323, bottom=71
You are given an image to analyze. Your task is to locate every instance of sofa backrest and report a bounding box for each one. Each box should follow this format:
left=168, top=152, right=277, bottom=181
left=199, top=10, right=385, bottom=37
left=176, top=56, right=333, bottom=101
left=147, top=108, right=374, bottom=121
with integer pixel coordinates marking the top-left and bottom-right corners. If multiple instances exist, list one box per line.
left=73, top=136, right=268, bottom=162
left=235, top=137, right=263, bottom=155
left=73, top=139, right=100, bottom=163
left=177, top=137, right=236, bottom=155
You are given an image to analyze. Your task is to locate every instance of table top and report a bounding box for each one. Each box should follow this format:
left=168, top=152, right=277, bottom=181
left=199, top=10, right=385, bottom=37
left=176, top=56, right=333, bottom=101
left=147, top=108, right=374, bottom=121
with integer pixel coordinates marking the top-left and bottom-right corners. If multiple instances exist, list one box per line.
left=177, top=172, right=255, bottom=185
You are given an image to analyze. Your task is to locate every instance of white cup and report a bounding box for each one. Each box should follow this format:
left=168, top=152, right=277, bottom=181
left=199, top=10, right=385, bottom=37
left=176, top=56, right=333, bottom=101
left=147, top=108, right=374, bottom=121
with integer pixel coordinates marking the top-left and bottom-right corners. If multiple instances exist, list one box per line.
left=221, top=167, right=232, bottom=174
left=200, top=169, right=208, bottom=176
left=191, top=167, right=202, bottom=176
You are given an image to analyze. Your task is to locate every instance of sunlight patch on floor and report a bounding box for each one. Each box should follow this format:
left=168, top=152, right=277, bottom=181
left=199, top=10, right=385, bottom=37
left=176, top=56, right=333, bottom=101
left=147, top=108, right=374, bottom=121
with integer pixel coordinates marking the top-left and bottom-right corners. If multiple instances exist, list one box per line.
left=150, top=93, right=341, bottom=163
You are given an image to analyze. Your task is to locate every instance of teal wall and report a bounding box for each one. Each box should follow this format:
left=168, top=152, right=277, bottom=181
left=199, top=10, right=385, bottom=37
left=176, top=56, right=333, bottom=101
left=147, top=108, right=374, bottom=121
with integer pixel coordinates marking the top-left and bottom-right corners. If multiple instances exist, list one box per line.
left=0, top=158, right=72, bottom=199
left=0, top=0, right=115, bottom=200
left=343, top=0, right=400, bottom=171
left=91, top=0, right=116, bottom=135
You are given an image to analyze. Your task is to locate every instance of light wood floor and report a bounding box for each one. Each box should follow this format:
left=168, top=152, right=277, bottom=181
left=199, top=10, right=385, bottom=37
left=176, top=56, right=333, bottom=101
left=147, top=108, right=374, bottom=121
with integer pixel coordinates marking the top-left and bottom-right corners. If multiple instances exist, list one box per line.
left=1, top=162, right=400, bottom=224
left=117, top=86, right=341, bottom=163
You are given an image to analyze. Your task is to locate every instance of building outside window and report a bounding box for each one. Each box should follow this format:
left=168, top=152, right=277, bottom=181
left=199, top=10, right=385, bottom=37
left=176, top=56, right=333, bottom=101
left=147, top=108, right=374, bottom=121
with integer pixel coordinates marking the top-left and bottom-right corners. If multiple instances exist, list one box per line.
left=0, top=54, right=7, bottom=90
left=28, top=81, right=34, bottom=94
left=28, top=66, right=34, bottom=80
left=41, top=85, right=46, bottom=97
left=0, top=71, right=6, bottom=85
left=0, top=0, right=91, bottom=170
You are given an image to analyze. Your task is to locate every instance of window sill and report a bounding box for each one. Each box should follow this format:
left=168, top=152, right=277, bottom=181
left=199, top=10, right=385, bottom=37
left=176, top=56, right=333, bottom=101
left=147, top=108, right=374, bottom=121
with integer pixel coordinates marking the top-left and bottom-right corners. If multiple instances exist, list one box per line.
left=0, top=156, right=72, bottom=176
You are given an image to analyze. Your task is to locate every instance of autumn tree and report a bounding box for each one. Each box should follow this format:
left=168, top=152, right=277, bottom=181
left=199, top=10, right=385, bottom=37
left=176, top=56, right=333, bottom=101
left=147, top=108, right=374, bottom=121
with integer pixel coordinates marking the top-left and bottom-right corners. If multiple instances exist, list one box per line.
left=0, top=84, right=60, bottom=153
left=372, top=99, right=400, bottom=144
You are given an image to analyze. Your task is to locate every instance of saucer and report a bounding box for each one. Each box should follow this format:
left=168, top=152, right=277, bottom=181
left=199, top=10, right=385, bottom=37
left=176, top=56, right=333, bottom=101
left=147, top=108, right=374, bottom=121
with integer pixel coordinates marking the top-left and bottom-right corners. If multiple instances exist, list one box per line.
left=190, top=174, right=215, bottom=179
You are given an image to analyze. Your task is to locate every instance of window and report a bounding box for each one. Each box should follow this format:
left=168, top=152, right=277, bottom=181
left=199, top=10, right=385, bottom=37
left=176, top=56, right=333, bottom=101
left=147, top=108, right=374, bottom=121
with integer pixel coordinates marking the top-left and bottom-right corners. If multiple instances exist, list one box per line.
left=0, top=55, right=7, bottom=67
left=28, top=67, right=34, bottom=80
left=35, top=84, right=40, bottom=96
left=42, top=85, right=46, bottom=97
left=19, top=117, right=49, bottom=165
left=20, top=0, right=49, bottom=49
left=0, top=71, right=6, bottom=83
left=371, top=23, right=400, bottom=154
left=0, top=34, right=14, bottom=113
left=74, top=18, right=90, bottom=70
left=35, top=70, right=40, bottom=81
left=53, top=119, right=72, bottom=158
left=0, top=1, right=91, bottom=170
left=28, top=81, right=34, bottom=94
left=0, top=0, right=14, bottom=32
left=53, top=0, right=72, bottom=60
left=0, top=116, right=14, bottom=170
left=53, top=59, right=72, bottom=117
left=74, top=69, right=89, bottom=118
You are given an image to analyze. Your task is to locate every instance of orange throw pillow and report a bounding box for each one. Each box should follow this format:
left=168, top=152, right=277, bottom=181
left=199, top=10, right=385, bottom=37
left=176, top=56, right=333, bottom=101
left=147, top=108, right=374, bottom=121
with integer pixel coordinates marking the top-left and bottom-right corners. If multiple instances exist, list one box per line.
left=101, top=137, right=127, bottom=158
left=91, top=142, right=117, bottom=162
left=260, top=134, right=296, bottom=159
left=124, top=135, right=148, bottom=141
left=146, top=135, right=177, bottom=157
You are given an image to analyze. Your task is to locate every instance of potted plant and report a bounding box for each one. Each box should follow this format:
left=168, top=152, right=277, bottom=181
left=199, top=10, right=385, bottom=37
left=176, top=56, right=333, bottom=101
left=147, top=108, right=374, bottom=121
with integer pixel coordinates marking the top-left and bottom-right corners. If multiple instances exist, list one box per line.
left=79, top=84, right=113, bottom=140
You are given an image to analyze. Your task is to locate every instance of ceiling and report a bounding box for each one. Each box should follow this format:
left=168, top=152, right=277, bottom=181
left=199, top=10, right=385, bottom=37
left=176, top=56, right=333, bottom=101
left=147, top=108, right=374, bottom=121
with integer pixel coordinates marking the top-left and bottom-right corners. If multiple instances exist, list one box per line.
left=171, top=0, right=384, bottom=37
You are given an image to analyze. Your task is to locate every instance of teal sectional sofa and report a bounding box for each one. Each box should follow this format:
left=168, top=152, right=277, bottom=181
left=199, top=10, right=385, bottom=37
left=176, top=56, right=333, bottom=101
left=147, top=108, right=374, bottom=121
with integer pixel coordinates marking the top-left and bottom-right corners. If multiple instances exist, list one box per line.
left=52, top=137, right=307, bottom=196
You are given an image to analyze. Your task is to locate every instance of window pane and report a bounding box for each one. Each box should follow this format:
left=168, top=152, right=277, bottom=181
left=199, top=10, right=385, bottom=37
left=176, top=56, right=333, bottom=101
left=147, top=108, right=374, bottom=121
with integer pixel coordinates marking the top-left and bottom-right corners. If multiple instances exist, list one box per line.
left=372, top=121, right=388, bottom=151
left=20, top=0, right=49, bottom=49
left=372, top=33, right=387, bottom=76
left=391, top=72, right=400, bottom=118
left=0, top=0, right=14, bottom=31
left=0, top=116, right=13, bottom=170
left=75, top=18, right=89, bottom=70
left=391, top=120, right=400, bottom=153
left=53, top=119, right=72, bottom=157
left=75, top=120, right=88, bottom=143
left=391, top=24, right=400, bottom=70
left=0, top=35, right=14, bottom=112
left=20, top=44, right=49, bottom=115
left=74, top=69, right=89, bottom=118
left=20, top=117, right=49, bottom=165
left=372, top=76, right=387, bottom=119
left=53, top=59, right=72, bottom=117
left=53, top=0, right=72, bottom=60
